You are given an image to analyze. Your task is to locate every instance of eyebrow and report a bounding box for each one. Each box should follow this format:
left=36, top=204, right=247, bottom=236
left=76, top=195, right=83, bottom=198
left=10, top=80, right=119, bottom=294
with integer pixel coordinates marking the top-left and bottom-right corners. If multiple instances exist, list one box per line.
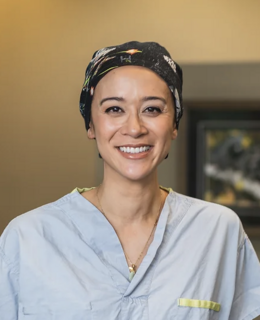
left=100, top=96, right=166, bottom=106
left=141, top=96, right=167, bottom=104
left=100, top=97, right=125, bottom=106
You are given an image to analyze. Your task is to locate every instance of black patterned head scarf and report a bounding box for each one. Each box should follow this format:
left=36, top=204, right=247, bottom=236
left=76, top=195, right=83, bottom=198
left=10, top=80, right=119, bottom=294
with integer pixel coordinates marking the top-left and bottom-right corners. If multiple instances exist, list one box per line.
left=79, top=41, right=183, bottom=130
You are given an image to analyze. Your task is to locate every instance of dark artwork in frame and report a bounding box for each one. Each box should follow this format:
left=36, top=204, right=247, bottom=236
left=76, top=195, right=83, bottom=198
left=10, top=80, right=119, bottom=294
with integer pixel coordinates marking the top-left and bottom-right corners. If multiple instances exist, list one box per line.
left=187, top=107, right=260, bottom=223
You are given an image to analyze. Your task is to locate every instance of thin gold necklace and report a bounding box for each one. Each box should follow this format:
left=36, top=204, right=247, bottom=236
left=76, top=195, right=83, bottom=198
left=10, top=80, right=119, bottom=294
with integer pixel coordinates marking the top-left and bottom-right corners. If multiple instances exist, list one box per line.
left=96, top=186, right=164, bottom=281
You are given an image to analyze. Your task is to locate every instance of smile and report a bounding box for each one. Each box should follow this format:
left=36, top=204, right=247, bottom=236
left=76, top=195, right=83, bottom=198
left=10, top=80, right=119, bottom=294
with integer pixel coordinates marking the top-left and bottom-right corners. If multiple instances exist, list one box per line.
left=119, top=146, right=151, bottom=154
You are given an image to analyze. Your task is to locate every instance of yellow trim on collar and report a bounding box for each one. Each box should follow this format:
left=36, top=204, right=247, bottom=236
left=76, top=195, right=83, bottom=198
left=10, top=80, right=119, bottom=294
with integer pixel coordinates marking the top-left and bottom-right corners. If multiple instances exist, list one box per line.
left=71, top=187, right=95, bottom=194
left=71, top=186, right=173, bottom=194
left=159, top=186, right=173, bottom=193
left=178, top=299, right=221, bottom=312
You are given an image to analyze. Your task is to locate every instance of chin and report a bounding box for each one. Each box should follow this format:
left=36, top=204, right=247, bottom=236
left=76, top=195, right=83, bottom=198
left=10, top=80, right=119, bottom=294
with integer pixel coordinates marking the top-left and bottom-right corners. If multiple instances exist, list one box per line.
left=117, top=166, right=157, bottom=182
left=103, top=155, right=162, bottom=181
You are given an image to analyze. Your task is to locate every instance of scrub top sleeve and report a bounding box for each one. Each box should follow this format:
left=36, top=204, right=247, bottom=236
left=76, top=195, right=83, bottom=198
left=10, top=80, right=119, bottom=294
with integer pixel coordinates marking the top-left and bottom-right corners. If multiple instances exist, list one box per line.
left=0, top=247, right=18, bottom=320
left=229, top=236, right=260, bottom=320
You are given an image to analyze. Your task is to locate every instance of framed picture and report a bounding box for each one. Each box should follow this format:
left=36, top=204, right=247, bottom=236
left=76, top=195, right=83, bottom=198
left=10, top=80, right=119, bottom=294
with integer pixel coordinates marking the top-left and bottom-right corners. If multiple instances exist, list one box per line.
left=187, top=107, right=260, bottom=220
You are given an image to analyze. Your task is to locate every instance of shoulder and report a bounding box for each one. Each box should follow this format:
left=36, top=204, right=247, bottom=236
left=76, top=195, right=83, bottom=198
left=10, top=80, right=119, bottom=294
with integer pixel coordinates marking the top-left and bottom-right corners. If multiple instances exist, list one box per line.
left=2, top=191, right=78, bottom=232
left=174, top=192, right=240, bottom=223
left=0, top=191, right=79, bottom=261
left=171, top=192, right=245, bottom=248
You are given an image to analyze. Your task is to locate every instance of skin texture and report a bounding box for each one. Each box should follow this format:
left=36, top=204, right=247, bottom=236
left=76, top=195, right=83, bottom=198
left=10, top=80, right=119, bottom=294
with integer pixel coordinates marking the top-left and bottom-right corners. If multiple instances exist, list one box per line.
left=83, top=66, right=178, bottom=269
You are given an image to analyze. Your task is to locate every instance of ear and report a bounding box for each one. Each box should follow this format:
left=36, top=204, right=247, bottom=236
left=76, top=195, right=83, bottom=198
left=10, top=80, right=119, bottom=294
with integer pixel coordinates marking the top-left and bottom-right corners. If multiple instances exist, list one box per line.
left=171, top=127, right=178, bottom=140
left=87, top=122, right=96, bottom=139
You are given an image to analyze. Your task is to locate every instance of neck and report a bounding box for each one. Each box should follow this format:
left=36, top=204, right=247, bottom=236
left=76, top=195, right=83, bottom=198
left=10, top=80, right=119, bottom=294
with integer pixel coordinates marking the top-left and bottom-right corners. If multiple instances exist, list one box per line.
left=97, top=169, right=164, bottom=227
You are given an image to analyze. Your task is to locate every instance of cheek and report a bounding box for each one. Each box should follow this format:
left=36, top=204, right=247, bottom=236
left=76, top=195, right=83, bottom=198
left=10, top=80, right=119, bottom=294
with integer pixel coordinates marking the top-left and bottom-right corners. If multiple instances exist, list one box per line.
left=150, top=116, right=174, bottom=135
left=93, top=116, right=121, bottom=142
left=156, top=121, right=176, bottom=146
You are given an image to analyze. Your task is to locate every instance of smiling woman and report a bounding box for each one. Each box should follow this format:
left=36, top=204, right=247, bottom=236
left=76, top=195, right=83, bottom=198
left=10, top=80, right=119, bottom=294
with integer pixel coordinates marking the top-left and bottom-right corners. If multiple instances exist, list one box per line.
left=1, top=41, right=260, bottom=320
left=87, top=65, right=177, bottom=181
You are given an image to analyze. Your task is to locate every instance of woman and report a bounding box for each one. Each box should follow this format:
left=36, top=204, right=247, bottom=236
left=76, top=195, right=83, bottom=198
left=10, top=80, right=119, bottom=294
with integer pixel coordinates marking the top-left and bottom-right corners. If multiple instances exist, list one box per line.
left=1, top=41, right=260, bottom=320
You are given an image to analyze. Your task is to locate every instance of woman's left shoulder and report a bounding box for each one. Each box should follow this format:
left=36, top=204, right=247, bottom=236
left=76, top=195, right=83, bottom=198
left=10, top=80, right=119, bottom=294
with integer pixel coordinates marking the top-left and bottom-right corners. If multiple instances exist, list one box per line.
left=176, top=192, right=239, bottom=219
left=172, top=192, right=245, bottom=239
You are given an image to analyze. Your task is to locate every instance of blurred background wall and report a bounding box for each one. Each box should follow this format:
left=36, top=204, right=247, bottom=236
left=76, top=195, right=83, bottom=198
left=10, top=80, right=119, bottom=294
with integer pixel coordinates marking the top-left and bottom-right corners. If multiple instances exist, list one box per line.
left=1, top=0, right=260, bottom=236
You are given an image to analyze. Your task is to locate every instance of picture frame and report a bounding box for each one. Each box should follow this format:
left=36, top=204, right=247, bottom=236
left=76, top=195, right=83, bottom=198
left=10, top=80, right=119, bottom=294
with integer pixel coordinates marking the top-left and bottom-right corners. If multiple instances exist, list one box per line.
left=187, top=107, right=260, bottom=221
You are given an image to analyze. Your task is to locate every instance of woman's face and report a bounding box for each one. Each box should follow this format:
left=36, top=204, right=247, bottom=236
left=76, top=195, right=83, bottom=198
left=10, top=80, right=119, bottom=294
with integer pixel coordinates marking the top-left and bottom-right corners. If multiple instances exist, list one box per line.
left=88, top=65, right=178, bottom=182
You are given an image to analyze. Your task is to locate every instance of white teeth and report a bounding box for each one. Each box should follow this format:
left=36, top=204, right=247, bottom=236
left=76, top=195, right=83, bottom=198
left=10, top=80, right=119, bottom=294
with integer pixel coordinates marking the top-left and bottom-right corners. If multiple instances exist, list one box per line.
left=119, top=146, right=151, bottom=153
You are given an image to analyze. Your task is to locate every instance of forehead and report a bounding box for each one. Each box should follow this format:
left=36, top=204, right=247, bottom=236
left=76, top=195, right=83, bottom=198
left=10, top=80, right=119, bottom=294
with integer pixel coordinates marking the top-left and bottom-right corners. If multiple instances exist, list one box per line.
left=94, top=65, right=170, bottom=97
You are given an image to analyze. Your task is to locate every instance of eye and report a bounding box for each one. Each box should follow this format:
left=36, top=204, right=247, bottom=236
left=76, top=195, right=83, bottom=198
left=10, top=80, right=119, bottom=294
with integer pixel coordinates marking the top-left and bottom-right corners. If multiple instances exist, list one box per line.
left=144, top=107, right=162, bottom=113
left=105, top=106, right=123, bottom=113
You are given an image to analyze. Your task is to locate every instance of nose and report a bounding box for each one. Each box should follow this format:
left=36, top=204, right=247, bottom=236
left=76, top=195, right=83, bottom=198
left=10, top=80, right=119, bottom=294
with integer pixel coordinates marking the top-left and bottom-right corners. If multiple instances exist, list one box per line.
left=121, top=113, right=148, bottom=138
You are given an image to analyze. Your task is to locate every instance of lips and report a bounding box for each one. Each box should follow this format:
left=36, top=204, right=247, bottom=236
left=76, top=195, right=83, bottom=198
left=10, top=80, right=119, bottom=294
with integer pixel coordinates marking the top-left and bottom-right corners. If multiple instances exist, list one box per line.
left=116, top=144, right=153, bottom=159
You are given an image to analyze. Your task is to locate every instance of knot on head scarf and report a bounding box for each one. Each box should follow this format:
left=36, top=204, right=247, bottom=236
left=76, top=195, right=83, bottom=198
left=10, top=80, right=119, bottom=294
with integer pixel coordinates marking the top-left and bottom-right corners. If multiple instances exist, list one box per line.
left=79, top=41, right=183, bottom=130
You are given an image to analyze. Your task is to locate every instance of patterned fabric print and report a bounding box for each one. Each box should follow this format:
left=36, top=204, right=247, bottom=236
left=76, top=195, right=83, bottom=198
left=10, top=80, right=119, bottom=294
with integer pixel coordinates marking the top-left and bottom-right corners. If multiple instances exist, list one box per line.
left=82, top=48, right=116, bottom=91
left=94, top=56, right=116, bottom=76
left=96, top=50, right=142, bottom=76
left=79, top=41, right=183, bottom=130
left=174, top=88, right=182, bottom=122
left=80, top=48, right=116, bottom=116
left=163, top=55, right=177, bottom=73
left=118, top=49, right=142, bottom=55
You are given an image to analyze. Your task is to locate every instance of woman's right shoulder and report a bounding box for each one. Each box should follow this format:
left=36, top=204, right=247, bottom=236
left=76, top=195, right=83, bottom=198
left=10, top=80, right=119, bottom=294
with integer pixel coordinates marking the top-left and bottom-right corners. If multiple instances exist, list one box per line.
left=0, top=191, right=80, bottom=253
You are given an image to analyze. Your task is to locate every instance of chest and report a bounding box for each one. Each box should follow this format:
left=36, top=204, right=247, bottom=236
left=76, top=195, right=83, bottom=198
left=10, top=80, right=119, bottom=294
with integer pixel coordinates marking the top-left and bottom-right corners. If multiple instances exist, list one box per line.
left=17, top=230, right=235, bottom=320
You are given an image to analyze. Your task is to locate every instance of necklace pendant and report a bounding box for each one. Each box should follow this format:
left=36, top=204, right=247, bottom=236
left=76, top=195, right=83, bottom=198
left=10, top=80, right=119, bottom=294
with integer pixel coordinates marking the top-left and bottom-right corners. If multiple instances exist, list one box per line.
left=129, top=265, right=136, bottom=281
left=129, top=269, right=136, bottom=281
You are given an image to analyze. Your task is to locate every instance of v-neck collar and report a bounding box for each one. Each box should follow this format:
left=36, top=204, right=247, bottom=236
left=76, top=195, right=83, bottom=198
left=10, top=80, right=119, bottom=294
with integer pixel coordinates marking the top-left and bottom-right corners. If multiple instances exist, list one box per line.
left=63, top=187, right=177, bottom=296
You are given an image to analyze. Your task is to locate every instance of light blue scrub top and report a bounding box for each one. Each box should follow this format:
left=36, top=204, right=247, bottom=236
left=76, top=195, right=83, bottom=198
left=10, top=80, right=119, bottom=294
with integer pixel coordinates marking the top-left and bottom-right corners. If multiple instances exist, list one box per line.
left=1, top=188, right=260, bottom=320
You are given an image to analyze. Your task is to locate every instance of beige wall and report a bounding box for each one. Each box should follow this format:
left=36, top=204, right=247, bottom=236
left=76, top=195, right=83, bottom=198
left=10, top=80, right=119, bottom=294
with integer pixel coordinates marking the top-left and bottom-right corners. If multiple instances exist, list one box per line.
left=1, top=0, right=260, bottom=233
